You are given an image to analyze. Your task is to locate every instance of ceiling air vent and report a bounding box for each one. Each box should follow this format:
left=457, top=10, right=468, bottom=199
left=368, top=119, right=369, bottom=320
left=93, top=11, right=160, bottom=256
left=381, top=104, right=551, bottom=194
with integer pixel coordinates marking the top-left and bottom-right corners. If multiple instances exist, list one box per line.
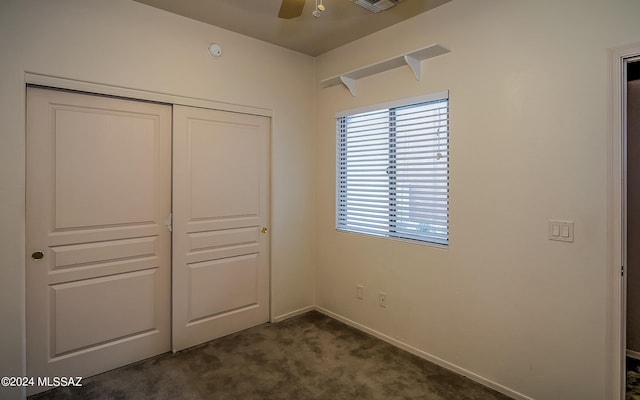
left=355, top=0, right=402, bottom=13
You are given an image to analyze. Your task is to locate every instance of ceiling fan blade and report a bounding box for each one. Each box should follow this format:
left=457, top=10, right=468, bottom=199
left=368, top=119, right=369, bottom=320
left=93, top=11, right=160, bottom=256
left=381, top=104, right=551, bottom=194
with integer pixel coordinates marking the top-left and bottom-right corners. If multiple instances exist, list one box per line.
left=278, top=0, right=306, bottom=19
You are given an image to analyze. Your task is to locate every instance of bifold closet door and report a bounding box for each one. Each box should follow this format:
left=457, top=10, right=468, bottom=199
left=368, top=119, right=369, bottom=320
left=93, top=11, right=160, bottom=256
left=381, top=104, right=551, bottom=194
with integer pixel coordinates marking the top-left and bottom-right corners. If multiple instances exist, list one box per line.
left=172, top=105, right=270, bottom=351
left=26, top=87, right=172, bottom=395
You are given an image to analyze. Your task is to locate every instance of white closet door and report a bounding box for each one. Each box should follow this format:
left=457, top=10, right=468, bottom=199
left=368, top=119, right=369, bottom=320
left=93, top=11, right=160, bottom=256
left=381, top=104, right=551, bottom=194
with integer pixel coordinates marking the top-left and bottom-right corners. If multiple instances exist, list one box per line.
left=26, top=87, right=172, bottom=395
left=172, top=105, right=270, bottom=351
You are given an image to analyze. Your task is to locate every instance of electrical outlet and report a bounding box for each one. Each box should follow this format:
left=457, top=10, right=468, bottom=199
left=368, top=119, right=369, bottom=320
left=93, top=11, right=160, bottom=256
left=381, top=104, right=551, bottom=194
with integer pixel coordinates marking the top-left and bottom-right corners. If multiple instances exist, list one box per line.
left=356, top=285, right=364, bottom=299
left=378, top=292, right=387, bottom=308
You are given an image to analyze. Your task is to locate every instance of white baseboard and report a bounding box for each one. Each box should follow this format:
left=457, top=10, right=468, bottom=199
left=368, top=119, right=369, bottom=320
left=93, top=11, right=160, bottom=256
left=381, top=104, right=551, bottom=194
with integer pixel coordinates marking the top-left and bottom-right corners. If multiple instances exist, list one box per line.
left=627, top=349, right=640, bottom=360
left=271, top=305, right=315, bottom=323
left=314, top=306, right=533, bottom=400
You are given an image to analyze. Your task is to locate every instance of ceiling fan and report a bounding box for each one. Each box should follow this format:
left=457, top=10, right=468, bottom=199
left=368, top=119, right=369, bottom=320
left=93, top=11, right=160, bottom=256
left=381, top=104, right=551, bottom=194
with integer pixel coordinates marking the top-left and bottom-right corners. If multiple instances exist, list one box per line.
left=278, top=0, right=327, bottom=18
left=278, top=0, right=306, bottom=19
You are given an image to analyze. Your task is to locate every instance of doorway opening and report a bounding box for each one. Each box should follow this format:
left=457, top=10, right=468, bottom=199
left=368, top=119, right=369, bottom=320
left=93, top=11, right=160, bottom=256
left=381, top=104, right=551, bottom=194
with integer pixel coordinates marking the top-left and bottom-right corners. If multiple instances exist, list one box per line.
left=627, top=59, right=640, bottom=399
left=609, top=43, right=640, bottom=400
left=626, top=58, right=640, bottom=398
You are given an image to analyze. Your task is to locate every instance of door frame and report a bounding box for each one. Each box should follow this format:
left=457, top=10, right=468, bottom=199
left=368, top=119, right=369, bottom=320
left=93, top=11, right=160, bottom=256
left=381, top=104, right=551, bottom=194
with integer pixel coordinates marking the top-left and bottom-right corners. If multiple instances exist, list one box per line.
left=25, top=73, right=272, bottom=119
left=23, top=72, right=275, bottom=371
left=609, top=43, right=640, bottom=400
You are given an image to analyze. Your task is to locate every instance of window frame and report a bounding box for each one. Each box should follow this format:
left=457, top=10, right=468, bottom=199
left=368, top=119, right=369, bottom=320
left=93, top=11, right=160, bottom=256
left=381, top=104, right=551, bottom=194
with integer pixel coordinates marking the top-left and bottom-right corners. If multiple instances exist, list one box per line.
left=335, top=91, right=449, bottom=247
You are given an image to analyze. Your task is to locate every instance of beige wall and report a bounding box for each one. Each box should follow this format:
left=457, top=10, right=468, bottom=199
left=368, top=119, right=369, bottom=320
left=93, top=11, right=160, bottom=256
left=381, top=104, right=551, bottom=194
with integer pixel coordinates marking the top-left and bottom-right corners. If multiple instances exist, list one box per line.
left=315, top=1, right=640, bottom=399
left=0, top=1, right=315, bottom=398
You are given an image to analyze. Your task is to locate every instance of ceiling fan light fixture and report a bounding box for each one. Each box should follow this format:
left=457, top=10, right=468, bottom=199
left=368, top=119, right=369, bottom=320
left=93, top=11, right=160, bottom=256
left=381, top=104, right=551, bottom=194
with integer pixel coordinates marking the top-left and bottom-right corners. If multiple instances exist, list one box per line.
left=312, top=0, right=324, bottom=17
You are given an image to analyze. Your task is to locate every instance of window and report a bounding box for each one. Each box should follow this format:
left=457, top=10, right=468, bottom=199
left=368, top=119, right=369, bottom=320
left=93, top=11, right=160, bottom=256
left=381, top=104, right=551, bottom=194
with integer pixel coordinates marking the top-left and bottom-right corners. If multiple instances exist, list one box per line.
left=336, top=91, right=449, bottom=245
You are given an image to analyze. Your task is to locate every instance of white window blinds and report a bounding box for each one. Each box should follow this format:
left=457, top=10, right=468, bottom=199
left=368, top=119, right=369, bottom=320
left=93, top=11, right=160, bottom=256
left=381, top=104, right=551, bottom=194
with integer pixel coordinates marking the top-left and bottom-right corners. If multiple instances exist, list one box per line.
left=336, top=91, right=449, bottom=245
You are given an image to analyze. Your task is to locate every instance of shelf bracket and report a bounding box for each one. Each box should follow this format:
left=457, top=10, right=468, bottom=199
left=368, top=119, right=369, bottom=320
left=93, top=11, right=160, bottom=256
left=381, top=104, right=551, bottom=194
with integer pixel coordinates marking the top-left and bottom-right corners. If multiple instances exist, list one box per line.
left=404, top=54, right=421, bottom=81
left=340, top=76, right=357, bottom=97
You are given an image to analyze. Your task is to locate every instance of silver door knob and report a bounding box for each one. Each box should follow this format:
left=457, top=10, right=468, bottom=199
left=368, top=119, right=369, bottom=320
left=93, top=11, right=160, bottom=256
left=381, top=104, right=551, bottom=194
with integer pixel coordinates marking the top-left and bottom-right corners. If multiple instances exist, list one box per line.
left=31, top=251, right=44, bottom=260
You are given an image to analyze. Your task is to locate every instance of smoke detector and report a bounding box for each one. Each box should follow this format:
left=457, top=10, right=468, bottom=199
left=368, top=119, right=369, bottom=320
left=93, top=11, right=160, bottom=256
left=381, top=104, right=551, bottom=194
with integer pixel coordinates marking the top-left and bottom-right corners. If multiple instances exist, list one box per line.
left=355, top=0, right=402, bottom=13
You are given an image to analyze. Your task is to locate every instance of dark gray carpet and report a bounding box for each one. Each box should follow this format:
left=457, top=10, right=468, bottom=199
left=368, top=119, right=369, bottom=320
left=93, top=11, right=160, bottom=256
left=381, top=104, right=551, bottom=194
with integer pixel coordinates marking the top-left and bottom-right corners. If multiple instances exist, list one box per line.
left=628, top=357, right=640, bottom=399
left=30, top=311, right=513, bottom=400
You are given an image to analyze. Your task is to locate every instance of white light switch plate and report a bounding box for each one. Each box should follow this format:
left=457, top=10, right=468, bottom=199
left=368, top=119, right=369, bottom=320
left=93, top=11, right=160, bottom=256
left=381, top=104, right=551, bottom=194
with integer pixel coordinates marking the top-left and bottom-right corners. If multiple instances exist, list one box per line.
left=548, top=220, right=574, bottom=242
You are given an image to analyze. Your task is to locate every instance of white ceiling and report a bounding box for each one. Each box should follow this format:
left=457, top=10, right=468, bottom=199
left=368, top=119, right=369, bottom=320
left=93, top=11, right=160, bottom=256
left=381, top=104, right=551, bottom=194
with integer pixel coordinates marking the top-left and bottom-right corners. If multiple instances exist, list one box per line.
left=133, top=0, right=451, bottom=56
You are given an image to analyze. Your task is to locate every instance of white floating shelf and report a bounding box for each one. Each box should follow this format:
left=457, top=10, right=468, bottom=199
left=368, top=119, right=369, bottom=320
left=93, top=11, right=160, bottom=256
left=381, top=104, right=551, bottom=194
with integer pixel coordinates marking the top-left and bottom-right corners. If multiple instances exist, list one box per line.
left=319, top=44, right=450, bottom=96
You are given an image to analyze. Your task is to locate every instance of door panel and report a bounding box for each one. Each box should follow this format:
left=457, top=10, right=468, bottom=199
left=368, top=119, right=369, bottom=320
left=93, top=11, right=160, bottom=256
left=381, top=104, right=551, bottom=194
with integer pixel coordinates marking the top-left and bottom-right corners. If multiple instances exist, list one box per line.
left=51, top=269, right=157, bottom=354
left=189, top=122, right=261, bottom=219
left=26, top=87, right=171, bottom=395
left=188, top=254, right=259, bottom=320
left=53, top=109, right=157, bottom=228
left=172, top=105, right=270, bottom=351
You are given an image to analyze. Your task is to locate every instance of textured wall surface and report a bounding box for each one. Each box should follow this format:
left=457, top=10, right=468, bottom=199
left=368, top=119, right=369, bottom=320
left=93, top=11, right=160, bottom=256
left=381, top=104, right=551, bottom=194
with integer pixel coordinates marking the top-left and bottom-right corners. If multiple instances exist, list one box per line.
left=314, top=1, right=640, bottom=399
left=0, top=1, right=316, bottom=398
